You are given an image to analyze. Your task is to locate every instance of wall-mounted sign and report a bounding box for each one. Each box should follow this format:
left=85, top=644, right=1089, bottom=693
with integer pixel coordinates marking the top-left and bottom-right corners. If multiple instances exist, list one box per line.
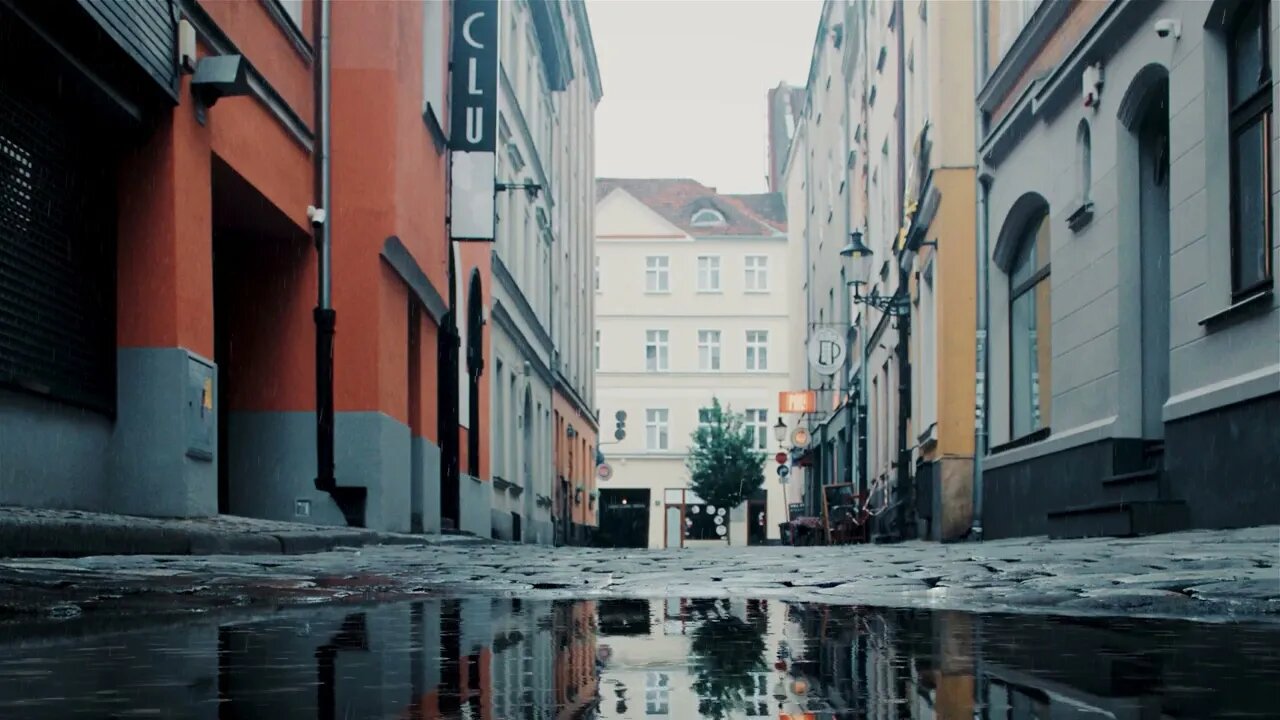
left=790, top=427, right=811, bottom=447
left=778, top=390, right=817, bottom=414
left=448, top=0, right=498, bottom=241
left=596, top=463, right=613, bottom=482
left=807, top=328, right=846, bottom=376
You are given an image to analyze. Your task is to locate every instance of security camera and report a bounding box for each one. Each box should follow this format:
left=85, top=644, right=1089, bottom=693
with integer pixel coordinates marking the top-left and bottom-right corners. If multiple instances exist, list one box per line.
left=1154, top=18, right=1182, bottom=40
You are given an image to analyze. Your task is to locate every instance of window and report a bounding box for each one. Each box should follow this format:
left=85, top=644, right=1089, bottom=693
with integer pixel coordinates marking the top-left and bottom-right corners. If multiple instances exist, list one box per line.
left=745, top=255, right=769, bottom=291
left=1227, top=0, right=1273, bottom=295
left=697, top=330, right=721, bottom=370
left=421, top=0, right=447, bottom=139
left=697, top=407, right=714, bottom=433
left=1077, top=120, right=1092, bottom=202
left=594, top=329, right=600, bottom=370
left=594, top=255, right=601, bottom=293
left=275, top=0, right=303, bottom=30
left=645, top=256, right=670, bottom=292
left=645, top=330, right=669, bottom=372
left=745, top=408, right=768, bottom=451
left=645, top=409, right=670, bottom=450
left=746, top=330, right=769, bottom=371
left=645, top=672, right=671, bottom=714
left=690, top=208, right=727, bottom=226
left=1009, top=212, right=1052, bottom=439
left=696, top=255, right=721, bottom=292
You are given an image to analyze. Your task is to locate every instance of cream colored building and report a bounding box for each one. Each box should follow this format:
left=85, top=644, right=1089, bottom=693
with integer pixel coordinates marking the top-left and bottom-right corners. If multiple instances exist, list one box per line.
left=595, top=178, right=791, bottom=548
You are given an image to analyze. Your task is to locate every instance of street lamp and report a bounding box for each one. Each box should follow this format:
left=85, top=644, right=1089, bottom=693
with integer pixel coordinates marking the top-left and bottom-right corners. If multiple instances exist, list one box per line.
left=841, top=230, right=912, bottom=317
left=773, top=417, right=788, bottom=444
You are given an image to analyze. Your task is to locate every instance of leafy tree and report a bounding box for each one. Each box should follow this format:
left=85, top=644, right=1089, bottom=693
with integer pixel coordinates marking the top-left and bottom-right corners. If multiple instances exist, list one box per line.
left=685, top=398, right=765, bottom=543
left=687, top=599, right=768, bottom=719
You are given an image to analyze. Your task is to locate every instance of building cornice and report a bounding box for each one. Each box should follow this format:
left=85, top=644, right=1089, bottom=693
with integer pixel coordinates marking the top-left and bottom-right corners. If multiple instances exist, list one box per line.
left=500, top=66, right=554, bottom=206
left=554, top=370, right=600, bottom=433
left=571, top=0, right=604, bottom=102
left=492, top=252, right=554, bottom=352
left=529, top=0, right=573, bottom=91
left=975, top=0, right=1071, bottom=115
left=490, top=299, right=554, bottom=385
left=380, top=236, right=447, bottom=324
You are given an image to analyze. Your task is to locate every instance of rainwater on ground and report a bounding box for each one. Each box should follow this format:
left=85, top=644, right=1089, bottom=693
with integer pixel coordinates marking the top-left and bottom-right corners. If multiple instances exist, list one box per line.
left=0, top=597, right=1276, bottom=719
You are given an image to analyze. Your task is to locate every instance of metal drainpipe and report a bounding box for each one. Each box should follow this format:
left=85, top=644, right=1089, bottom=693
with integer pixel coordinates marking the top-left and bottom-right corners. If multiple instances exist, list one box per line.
left=893, top=0, right=911, bottom=540
left=311, top=0, right=336, bottom=496
left=842, top=0, right=855, bottom=491
left=971, top=0, right=989, bottom=541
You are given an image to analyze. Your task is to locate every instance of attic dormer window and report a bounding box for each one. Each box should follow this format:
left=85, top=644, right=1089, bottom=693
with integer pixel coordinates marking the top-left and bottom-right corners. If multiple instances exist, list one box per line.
left=691, top=208, right=727, bottom=227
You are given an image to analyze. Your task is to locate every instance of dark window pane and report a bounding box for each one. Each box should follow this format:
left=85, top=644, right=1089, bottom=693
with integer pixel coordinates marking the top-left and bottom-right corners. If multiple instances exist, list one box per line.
left=1230, top=3, right=1266, bottom=105
left=1010, top=226, right=1037, bottom=288
left=1010, top=289, right=1036, bottom=438
left=1232, top=117, right=1270, bottom=291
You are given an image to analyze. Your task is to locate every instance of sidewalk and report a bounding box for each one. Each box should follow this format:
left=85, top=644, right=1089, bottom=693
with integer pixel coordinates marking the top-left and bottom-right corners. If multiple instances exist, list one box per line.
left=0, top=505, right=487, bottom=558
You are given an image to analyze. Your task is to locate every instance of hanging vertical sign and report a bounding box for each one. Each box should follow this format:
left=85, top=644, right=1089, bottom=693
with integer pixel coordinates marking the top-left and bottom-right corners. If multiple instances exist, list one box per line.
left=448, top=0, right=498, bottom=241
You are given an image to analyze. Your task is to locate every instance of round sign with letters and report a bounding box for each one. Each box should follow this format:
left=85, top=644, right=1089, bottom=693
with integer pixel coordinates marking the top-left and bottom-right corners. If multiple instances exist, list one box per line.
left=807, top=328, right=846, bottom=376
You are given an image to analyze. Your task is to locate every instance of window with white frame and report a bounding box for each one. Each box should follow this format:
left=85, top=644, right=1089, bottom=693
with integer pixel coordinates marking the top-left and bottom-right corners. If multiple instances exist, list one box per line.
left=594, top=329, right=600, bottom=370
left=421, top=0, right=447, bottom=138
left=1227, top=0, right=1274, bottom=295
left=744, top=255, right=769, bottom=291
left=645, top=409, right=670, bottom=451
left=645, top=672, right=671, bottom=714
left=645, top=256, right=670, bottom=292
left=745, top=408, right=769, bottom=451
left=696, top=255, right=721, bottom=292
left=690, top=208, right=727, bottom=227
left=697, top=330, right=721, bottom=371
left=746, top=330, right=769, bottom=371
left=594, top=255, right=601, bottom=293
left=697, top=407, right=714, bottom=433
left=645, top=330, right=669, bottom=372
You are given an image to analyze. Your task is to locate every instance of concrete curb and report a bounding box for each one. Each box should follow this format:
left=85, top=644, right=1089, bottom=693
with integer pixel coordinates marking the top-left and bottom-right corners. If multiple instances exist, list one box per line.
left=0, top=514, right=456, bottom=559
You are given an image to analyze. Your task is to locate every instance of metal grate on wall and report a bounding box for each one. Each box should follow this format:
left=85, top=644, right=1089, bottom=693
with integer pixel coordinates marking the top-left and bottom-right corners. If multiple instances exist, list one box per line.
left=0, top=76, right=116, bottom=414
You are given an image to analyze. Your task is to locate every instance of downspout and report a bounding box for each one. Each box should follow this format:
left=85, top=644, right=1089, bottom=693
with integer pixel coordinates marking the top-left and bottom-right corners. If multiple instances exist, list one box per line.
left=310, top=0, right=336, bottom=497
left=857, top=0, right=869, bottom=497
left=971, top=0, right=990, bottom=541
left=893, top=0, right=911, bottom=540
left=842, top=0, right=854, bottom=490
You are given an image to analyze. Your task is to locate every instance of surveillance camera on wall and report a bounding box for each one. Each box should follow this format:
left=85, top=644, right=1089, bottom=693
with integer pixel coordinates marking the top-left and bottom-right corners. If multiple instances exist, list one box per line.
left=1154, top=18, right=1182, bottom=40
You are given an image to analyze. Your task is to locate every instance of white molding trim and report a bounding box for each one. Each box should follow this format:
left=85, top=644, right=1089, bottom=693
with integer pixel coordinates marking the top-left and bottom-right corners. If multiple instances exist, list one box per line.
left=1163, top=364, right=1280, bottom=423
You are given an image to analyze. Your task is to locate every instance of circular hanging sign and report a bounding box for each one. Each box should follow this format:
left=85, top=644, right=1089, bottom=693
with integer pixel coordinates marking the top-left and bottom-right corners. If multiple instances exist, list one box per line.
left=777, top=464, right=791, bottom=478
left=774, top=451, right=788, bottom=465
left=807, top=328, right=846, bottom=376
left=791, top=427, right=811, bottom=447
left=596, top=463, right=613, bottom=481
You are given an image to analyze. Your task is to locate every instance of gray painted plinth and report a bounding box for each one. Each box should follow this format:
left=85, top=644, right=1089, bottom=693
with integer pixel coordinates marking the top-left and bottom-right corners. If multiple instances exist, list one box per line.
left=411, top=436, right=442, bottom=534
left=0, top=388, right=111, bottom=510
left=460, top=475, right=490, bottom=537
left=229, top=411, right=418, bottom=534
left=111, top=348, right=216, bottom=517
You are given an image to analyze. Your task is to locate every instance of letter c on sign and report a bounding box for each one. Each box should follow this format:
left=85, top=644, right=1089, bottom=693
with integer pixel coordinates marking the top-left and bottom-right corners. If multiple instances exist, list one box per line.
left=462, top=12, right=485, bottom=49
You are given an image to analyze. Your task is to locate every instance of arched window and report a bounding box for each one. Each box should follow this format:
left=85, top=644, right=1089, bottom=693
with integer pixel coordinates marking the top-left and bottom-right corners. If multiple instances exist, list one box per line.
left=690, top=208, right=727, bottom=227
left=1227, top=0, right=1273, bottom=294
left=466, top=271, right=484, bottom=475
left=1077, top=120, right=1092, bottom=202
left=1009, top=212, right=1051, bottom=439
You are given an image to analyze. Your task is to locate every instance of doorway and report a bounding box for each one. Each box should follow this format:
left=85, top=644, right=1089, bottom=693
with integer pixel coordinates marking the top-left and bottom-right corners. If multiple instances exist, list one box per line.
left=597, top=488, right=650, bottom=548
left=664, top=505, right=682, bottom=548
left=747, top=490, right=769, bottom=545
left=1137, top=79, right=1171, bottom=440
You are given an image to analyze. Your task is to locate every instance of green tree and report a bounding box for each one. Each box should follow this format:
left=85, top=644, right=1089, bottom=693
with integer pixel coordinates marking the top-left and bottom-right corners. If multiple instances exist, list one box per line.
left=686, top=398, right=765, bottom=543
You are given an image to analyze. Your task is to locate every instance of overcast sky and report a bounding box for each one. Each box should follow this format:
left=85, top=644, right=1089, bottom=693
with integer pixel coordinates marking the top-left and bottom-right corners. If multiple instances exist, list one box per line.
left=587, top=0, right=822, bottom=195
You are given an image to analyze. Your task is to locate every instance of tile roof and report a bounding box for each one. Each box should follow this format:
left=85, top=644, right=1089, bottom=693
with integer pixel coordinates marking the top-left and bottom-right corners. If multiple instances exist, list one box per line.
left=596, top=178, right=786, bottom=236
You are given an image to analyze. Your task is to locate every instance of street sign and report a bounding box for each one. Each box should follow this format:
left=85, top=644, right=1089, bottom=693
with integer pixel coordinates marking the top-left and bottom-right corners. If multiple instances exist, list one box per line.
left=807, top=328, right=846, bottom=376
left=615, top=410, right=627, bottom=422
left=779, top=390, right=817, bottom=413
left=791, top=427, right=811, bottom=447
left=613, top=427, right=625, bottom=441
left=596, top=462, right=613, bottom=482
left=774, top=451, right=788, bottom=465
left=776, top=464, right=790, bottom=478
left=447, top=0, right=499, bottom=241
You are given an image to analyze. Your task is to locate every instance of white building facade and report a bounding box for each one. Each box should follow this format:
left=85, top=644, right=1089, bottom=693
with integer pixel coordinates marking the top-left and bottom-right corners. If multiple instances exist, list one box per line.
left=595, top=179, right=791, bottom=548
left=490, top=0, right=600, bottom=544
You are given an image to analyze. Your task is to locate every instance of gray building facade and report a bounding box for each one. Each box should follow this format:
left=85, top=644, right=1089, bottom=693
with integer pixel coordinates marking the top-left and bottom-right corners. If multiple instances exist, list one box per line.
left=977, top=0, right=1280, bottom=538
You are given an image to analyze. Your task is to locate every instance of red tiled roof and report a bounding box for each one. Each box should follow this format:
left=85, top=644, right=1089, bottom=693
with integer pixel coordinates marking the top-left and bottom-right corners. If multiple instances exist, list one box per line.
left=596, top=178, right=786, bottom=236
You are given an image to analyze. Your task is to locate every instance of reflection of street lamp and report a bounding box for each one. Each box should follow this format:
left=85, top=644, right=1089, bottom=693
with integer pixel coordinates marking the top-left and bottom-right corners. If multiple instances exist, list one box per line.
left=773, top=417, right=788, bottom=444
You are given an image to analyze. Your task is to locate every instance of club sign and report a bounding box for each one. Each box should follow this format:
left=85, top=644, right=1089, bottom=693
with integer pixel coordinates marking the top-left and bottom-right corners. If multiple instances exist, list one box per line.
left=807, top=328, right=846, bottom=376
left=448, top=0, right=498, bottom=241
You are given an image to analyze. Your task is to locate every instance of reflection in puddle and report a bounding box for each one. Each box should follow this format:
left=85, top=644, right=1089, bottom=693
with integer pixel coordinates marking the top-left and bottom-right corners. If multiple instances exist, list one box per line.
left=0, top=598, right=1276, bottom=718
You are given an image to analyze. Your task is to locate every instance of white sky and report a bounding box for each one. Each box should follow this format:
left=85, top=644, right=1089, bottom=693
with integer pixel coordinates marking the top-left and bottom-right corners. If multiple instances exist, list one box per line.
left=587, top=0, right=823, bottom=194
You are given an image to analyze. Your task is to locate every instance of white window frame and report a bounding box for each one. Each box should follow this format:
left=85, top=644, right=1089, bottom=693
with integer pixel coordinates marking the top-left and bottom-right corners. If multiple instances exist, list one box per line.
left=645, top=409, right=670, bottom=451
left=697, top=407, right=714, bottom=433
left=645, top=330, right=669, bottom=372
left=690, top=208, right=727, bottom=227
left=645, top=256, right=670, bottom=293
left=746, top=330, right=769, bottom=371
left=744, top=255, right=770, bottom=292
left=696, top=255, right=722, bottom=292
left=745, top=408, right=769, bottom=451
left=421, top=0, right=447, bottom=139
left=697, top=329, right=721, bottom=371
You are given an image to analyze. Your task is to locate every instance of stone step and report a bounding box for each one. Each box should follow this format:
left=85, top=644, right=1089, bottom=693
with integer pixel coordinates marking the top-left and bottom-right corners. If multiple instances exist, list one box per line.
left=1046, top=500, right=1189, bottom=539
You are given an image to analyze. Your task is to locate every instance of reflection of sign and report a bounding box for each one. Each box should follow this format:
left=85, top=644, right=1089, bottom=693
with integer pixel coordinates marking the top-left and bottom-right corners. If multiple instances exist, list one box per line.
left=596, top=463, right=613, bottom=481
left=779, top=390, right=817, bottom=413
left=448, top=0, right=498, bottom=240
left=807, top=329, right=846, bottom=375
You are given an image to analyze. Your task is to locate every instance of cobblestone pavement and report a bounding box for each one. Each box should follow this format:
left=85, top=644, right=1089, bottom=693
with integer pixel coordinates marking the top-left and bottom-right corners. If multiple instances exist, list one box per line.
left=1, top=526, right=1277, bottom=624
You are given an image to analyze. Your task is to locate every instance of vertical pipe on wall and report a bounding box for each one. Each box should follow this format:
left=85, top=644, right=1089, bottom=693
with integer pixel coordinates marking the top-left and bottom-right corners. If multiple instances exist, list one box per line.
left=312, top=0, right=336, bottom=496
left=893, top=0, right=911, bottom=540
left=971, top=0, right=989, bottom=541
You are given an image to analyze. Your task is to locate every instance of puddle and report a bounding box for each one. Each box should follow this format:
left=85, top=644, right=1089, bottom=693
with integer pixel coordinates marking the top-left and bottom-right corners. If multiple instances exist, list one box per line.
left=0, top=598, right=1276, bottom=718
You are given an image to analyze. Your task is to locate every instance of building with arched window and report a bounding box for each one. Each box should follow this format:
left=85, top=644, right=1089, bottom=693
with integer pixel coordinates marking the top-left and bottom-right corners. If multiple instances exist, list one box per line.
left=975, top=0, right=1278, bottom=538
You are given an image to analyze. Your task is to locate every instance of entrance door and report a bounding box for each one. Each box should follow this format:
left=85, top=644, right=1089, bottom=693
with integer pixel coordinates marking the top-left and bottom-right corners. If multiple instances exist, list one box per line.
left=1138, top=80, right=1171, bottom=439
left=748, top=500, right=768, bottom=545
left=665, top=506, right=682, bottom=548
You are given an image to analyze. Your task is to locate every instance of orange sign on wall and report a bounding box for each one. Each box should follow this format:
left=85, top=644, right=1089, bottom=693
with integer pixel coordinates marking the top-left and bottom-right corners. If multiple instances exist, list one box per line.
left=778, top=390, right=817, bottom=414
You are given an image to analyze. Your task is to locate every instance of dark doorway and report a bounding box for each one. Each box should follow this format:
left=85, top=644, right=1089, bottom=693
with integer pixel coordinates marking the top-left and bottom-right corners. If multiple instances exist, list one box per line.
left=1137, top=79, right=1171, bottom=440
left=465, top=271, right=483, bottom=476
left=597, top=488, right=650, bottom=548
left=597, top=599, right=653, bottom=636
left=748, top=489, right=769, bottom=546
left=211, top=157, right=310, bottom=516
left=408, top=302, right=423, bottom=533
left=438, top=250, right=460, bottom=531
